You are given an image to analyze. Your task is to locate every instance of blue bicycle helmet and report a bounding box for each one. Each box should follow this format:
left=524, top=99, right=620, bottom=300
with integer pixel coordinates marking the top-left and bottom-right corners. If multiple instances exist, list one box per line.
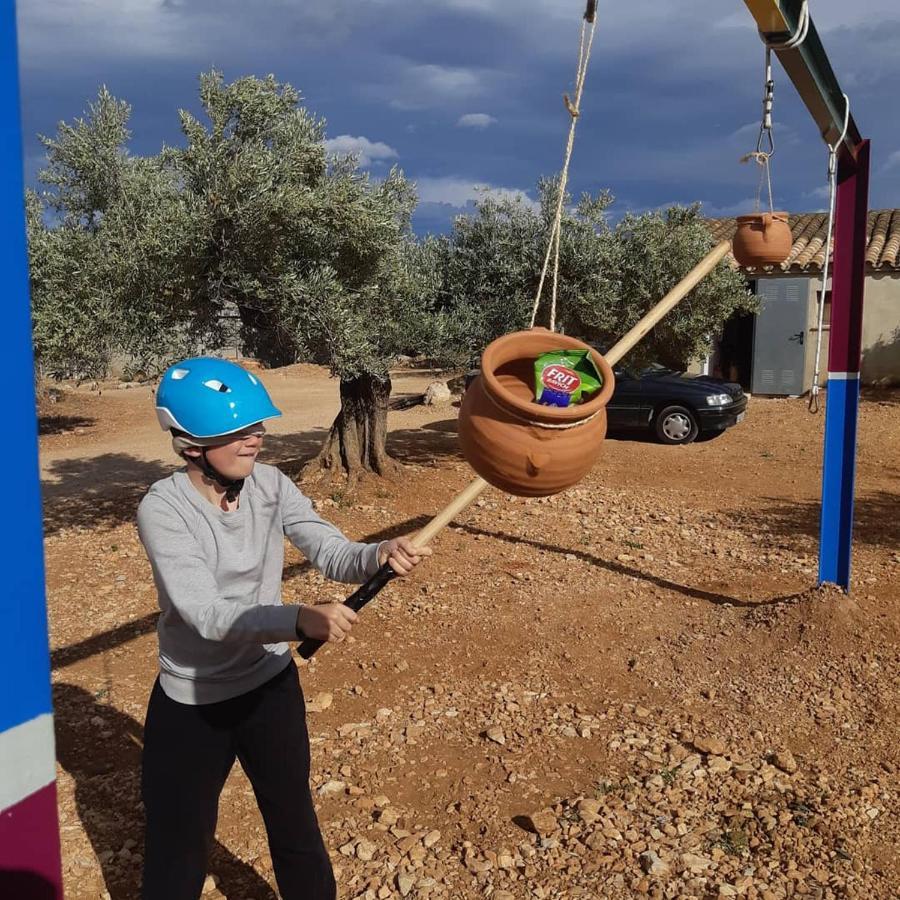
left=156, top=357, right=282, bottom=438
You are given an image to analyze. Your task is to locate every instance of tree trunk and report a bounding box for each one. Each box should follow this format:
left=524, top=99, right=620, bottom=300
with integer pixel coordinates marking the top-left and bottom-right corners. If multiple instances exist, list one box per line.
left=310, top=373, right=399, bottom=479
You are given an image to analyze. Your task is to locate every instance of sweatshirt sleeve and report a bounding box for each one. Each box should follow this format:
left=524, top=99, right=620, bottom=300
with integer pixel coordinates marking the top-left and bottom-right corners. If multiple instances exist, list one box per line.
left=278, top=471, right=382, bottom=583
left=137, top=494, right=300, bottom=644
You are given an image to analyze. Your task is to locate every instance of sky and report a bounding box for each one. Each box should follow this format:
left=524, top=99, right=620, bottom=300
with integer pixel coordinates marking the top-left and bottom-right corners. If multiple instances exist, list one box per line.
left=14, top=0, right=900, bottom=235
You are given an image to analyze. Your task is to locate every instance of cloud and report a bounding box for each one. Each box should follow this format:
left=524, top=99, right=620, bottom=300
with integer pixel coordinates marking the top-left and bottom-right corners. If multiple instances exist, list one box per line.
left=803, top=185, right=833, bottom=200
left=457, top=112, right=497, bottom=128
left=370, top=63, right=489, bottom=111
left=882, top=150, right=900, bottom=172
left=323, top=134, right=398, bottom=167
left=699, top=198, right=768, bottom=218
left=16, top=0, right=900, bottom=234
left=413, top=175, right=536, bottom=209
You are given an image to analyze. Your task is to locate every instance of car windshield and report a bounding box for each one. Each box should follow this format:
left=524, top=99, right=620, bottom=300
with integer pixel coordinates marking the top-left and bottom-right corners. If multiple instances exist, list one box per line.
left=641, top=363, right=683, bottom=377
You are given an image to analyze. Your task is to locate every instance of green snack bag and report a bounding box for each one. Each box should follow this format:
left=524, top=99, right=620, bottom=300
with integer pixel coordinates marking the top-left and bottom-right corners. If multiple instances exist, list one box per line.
left=534, top=350, right=603, bottom=407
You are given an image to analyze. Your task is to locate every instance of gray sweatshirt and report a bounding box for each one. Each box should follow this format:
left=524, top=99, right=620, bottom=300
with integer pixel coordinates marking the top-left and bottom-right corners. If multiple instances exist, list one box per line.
left=137, top=463, right=381, bottom=704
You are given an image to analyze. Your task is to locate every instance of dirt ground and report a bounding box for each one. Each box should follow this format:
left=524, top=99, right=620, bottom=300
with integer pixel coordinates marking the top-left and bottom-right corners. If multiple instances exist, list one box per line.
left=41, top=366, right=900, bottom=900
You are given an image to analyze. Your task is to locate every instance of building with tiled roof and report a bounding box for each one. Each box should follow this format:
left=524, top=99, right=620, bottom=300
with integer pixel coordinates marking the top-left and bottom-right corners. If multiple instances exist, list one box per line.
left=701, top=211, right=900, bottom=393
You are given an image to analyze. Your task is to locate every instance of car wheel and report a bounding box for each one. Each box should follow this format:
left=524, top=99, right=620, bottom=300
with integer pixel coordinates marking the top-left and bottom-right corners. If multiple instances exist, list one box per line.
left=654, top=405, right=699, bottom=445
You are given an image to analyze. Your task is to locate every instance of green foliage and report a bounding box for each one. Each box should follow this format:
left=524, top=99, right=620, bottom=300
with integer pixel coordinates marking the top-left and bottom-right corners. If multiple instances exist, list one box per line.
left=165, top=72, right=419, bottom=378
left=567, top=203, right=757, bottom=369
left=436, top=185, right=755, bottom=370
left=26, top=190, right=115, bottom=379
left=26, top=73, right=753, bottom=391
left=39, top=86, right=131, bottom=228
left=27, top=74, right=423, bottom=382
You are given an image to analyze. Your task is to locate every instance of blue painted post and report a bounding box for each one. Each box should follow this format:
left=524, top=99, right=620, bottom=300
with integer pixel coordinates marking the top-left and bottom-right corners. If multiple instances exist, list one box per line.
left=818, top=140, right=870, bottom=591
left=0, top=1, right=64, bottom=894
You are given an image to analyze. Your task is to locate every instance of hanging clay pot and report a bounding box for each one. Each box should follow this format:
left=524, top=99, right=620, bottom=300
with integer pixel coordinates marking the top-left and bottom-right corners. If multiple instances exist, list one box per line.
left=731, top=212, right=792, bottom=268
left=458, top=328, right=615, bottom=497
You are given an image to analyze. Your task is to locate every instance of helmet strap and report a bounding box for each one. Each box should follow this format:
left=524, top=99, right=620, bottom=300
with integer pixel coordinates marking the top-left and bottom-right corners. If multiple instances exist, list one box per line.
left=198, top=448, right=245, bottom=503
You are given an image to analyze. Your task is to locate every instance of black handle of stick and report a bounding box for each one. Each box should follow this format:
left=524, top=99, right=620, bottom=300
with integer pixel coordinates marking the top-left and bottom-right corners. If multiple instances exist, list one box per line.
left=584, top=0, right=597, bottom=23
left=297, top=562, right=398, bottom=660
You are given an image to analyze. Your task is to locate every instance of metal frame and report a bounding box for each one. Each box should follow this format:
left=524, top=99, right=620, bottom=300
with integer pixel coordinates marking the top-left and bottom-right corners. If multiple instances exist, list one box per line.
left=743, top=0, right=869, bottom=592
left=0, top=0, right=869, bottom=886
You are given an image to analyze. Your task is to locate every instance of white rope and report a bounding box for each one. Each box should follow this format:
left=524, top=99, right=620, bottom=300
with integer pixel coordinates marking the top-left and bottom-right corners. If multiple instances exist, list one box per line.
left=761, top=0, right=809, bottom=51
left=529, top=4, right=597, bottom=333
left=482, top=379, right=602, bottom=430
left=809, top=92, right=850, bottom=414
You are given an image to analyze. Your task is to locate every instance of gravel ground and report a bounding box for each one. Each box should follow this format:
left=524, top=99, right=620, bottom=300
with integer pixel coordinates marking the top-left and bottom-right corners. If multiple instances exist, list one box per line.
left=42, top=372, right=900, bottom=899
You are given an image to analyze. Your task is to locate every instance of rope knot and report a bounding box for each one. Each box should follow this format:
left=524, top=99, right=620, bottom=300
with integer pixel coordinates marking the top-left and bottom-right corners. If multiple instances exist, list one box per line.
left=563, top=94, right=580, bottom=119
left=740, top=151, right=770, bottom=167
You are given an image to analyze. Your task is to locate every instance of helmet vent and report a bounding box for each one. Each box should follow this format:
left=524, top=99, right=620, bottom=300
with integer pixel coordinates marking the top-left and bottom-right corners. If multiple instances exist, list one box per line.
left=247, top=373, right=258, bottom=385
left=170, top=368, right=190, bottom=380
left=203, top=379, right=231, bottom=393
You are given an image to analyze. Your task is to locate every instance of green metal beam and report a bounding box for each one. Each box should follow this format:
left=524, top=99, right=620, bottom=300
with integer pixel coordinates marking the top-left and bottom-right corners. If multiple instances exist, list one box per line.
left=744, top=0, right=863, bottom=157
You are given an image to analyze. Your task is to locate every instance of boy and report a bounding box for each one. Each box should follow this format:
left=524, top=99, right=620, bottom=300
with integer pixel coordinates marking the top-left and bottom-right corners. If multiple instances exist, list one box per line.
left=137, top=357, right=430, bottom=899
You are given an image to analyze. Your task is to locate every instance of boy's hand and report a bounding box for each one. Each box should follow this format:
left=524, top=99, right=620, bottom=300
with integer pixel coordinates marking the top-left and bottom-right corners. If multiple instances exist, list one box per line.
left=297, top=603, right=358, bottom=643
left=378, top=535, right=432, bottom=576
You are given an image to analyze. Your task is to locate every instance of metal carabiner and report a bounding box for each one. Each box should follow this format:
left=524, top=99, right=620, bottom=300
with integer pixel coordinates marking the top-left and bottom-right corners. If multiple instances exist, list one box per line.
left=756, top=123, right=775, bottom=158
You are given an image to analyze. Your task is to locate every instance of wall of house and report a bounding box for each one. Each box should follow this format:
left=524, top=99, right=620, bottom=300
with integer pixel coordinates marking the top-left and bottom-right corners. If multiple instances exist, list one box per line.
left=696, top=272, right=900, bottom=390
left=860, top=273, right=900, bottom=385
left=804, top=272, right=900, bottom=386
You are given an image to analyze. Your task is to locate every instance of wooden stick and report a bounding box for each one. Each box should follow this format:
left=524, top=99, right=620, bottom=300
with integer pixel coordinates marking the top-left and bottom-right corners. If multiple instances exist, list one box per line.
left=411, top=474, right=489, bottom=549
left=604, top=240, right=731, bottom=367
left=411, top=239, right=733, bottom=545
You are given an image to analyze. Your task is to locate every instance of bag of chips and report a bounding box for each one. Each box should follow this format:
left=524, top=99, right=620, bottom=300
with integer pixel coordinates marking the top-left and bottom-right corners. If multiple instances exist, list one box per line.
left=534, top=350, right=603, bottom=407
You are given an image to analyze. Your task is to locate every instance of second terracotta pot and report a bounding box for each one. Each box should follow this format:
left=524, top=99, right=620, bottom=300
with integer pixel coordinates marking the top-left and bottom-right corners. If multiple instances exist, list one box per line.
left=732, top=212, right=792, bottom=267
left=458, top=328, right=615, bottom=497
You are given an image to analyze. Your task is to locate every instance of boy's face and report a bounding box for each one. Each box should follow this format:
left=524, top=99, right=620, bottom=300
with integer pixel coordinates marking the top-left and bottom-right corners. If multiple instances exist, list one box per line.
left=189, top=424, right=266, bottom=479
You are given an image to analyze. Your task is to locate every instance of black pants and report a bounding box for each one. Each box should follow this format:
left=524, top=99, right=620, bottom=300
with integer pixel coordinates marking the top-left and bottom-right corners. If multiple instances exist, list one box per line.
left=141, top=659, right=335, bottom=900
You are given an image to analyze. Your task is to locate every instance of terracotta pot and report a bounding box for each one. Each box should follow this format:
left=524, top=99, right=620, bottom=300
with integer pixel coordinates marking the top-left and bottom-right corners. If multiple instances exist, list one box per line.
left=458, top=328, right=615, bottom=497
left=732, top=212, right=792, bottom=267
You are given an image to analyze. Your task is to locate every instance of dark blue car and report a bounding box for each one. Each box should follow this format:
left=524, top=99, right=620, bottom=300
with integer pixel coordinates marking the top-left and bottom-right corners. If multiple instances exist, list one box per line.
left=607, top=364, right=748, bottom=445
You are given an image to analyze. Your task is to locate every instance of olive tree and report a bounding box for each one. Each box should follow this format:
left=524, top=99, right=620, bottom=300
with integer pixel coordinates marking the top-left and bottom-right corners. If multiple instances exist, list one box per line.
left=28, top=74, right=439, bottom=477
left=165, top=72, right=426, bottom=476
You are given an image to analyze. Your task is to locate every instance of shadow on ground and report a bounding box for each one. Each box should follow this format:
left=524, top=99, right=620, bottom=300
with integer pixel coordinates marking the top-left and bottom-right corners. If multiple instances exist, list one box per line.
left=387, top=418, right=462, bottom=465
left=255, top=430, right=330, bottom=479
left=458, top=523, right=805, bottom=609
left=738, top=490, right=900, bottom=549
left=53, top=682, right=278, bottom=900
left=41, top=455, right=175, bottom=536
left=40, top=430, right=330, bottom=535
left=38, top=414, right=96, bottom=436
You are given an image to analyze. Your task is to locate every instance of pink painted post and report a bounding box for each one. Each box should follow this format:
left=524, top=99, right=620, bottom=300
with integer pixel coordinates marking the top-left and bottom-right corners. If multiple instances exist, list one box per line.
left=818, top=140, right=871, bottom=589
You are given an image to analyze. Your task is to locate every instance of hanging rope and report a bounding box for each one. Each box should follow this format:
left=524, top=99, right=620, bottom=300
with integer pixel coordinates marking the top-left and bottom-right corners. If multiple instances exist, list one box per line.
left=740, top=46, right=776, bottom=212
left=809, top=92, right=850, bottom=413
left=529, top=0, right=598, bottom=333
left=741, top=1, right=811, bottom=211
left=741, top=44, right=775, bottom=212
